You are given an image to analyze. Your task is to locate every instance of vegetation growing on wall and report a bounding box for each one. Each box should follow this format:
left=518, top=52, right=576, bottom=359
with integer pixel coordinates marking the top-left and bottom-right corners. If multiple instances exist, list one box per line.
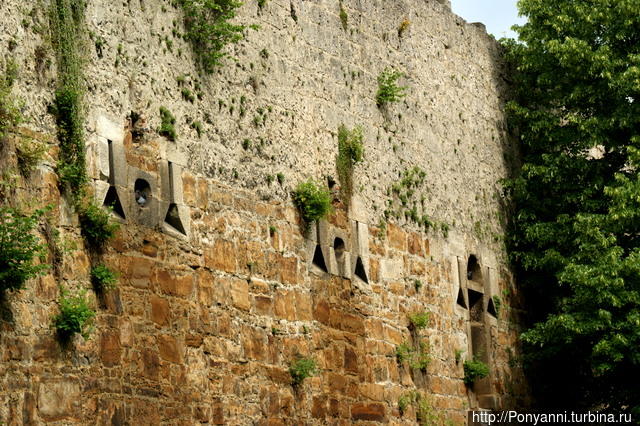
left=336, top=124, right=364, bottom=204
left=463, top=358, right=489, bottom=385
left=408, top=312, right=430, bottom=330
left=503, top=0, right=640, bottom=415
left=50, top=0, right=118, bottom=248
left=78, top=202, right=119, bottom=248
left=50, top=0, right=87, bottom=193
left=159, top=106, right=177, bottom=141
left=292, top=179, right=332, bottom=229
left=339, top=2, right=348, bottom=31
left=90, top=264, right=118, bottom=292
left=289, top=357, right=318, bottom=386
left=0, top=207, right=49, bottom=293
left=383, top=166, right=449, bottom=237
left=396, top=340, right=431, bottom=371
left=54, top=289, right=95, bottom=340
left=376, top=68, right=406, bottom=107
left=0, top=60, right=22, bottom=139
left=398, top=18, right=410, bottom=38
left=397, top=391, right=443, bottom=425
left=178, top=0, right=247, bottom=73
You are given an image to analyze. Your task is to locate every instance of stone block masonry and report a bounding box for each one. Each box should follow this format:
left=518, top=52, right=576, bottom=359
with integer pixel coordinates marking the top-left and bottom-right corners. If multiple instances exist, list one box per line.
left=0, top=0, right=528, bottom=423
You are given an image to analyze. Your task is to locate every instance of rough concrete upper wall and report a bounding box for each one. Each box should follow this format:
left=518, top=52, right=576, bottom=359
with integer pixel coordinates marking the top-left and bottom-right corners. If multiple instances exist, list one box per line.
left=0, top=0, right=514, bottom=262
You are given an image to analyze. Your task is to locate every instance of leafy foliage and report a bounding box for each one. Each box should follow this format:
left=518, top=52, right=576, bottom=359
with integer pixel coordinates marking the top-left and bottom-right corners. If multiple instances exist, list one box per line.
left=397, top=391, right=443, bottom=425
left=396, top=341, right=413, bottom=363
left=289, top=357, right=318, bottom=386
left=292, top=179, right=332, bottom=226
left=90, top=264, right=118, bottom=292
left=502, top=0, right=640, bottom=414
left=339, top=2, right=348, bottom=31
left=463, top=359, right=489, bottom=385
left=178, top=0, right=246, bottom=73
left=78, top=201, right=119, bottom=248
left=159, top=106, right=177, bottom=141
left=398, top=392, right=412, bottom=415
left=0, top=207, right=49, bottom=292
left=50, top=0, right=87, bottom=194
left=15, top=136, right=48, bottom=176
left=54, top=289, right=95, bottom=340
left=0, top=60, right=23, bottom=139
left=376, top=68, right=406, bottom=107
left=408, top=312, right=430, bottom=330
left=336, top=124, right=364, bottom=202
left=396, top=340, right=431, bottom=370
left=53, top=87, right=86, bottom=191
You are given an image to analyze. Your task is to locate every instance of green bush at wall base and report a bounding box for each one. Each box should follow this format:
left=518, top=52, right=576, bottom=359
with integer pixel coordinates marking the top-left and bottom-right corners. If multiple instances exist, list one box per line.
left=0, top=207, right=49, bottom=292
left=54, top=289, right=95, bottom=340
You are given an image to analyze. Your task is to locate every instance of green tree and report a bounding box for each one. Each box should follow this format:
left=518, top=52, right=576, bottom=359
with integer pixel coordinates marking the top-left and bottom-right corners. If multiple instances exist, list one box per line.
left=503, top=0, right=640, bottom=416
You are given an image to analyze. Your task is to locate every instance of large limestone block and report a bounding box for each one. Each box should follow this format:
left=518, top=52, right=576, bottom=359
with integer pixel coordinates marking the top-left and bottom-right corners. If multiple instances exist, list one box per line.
left=37, top=380, right=80, bottom=420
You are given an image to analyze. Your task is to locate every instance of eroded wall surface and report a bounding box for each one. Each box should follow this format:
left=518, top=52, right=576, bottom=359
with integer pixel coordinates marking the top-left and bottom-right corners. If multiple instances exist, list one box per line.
left=0, top=0, right=528, bottom=424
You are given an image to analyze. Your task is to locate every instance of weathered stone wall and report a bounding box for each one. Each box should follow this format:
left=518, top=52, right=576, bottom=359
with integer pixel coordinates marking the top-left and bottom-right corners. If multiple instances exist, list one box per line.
left=0, top=0, right=528, bottom=424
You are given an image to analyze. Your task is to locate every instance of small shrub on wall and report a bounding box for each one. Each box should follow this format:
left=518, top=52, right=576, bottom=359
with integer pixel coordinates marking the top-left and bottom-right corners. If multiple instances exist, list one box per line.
left=336, top=124, right=364, bottom=203
left=289, top=357, right=318, bottom=386
left=292, top=179, right=332, bottom=228
left=463, top=358, right=489, bottom=385
left=91, top=264, right=118, bottom=292
left=54, top=289, right=95, bottom=341
left=78, top=202, right=119, bottom=248
left=0, top=207, right=49, bottom=292
left=376, top=68, right=406, bottom=107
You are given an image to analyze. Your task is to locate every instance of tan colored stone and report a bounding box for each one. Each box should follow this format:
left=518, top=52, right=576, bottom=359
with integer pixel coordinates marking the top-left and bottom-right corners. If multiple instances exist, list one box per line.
left=204, top=240, right=237, bottom=273
left=387, top=223, right=407, bottom=251
left=128, top=256, right=156, bottom=289
left=274, top=290, right=296, bottom=320
left=182, top=172, right=197, bottom=207
left=142, top=348, right=160, bottom=379
left=254, top=295, right=272, bottom=315
left=408, top=232, right=424, bottom=256
left=313, top=299, right=331, bottom=325
left=155, top=269, right=193, bottom=297
left=150, top=294, right=170, bottom=325
left=100, top=330, right=121, bottom=367
left=38, top=380, right=79, bottom=420
left=229, top=278, right=250, bottom=311
left=158, top=334, right=183, bottom=363
left=351, top=402, right=386, bottom=422
left=295, top=291, right=312, bottom=321
left=279, top=255, right=298, bottom=284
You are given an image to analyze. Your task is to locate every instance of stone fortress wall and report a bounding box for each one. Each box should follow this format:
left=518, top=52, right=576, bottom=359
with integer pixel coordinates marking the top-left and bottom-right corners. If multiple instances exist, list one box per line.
left=0, top=0, right=528, bottom=423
